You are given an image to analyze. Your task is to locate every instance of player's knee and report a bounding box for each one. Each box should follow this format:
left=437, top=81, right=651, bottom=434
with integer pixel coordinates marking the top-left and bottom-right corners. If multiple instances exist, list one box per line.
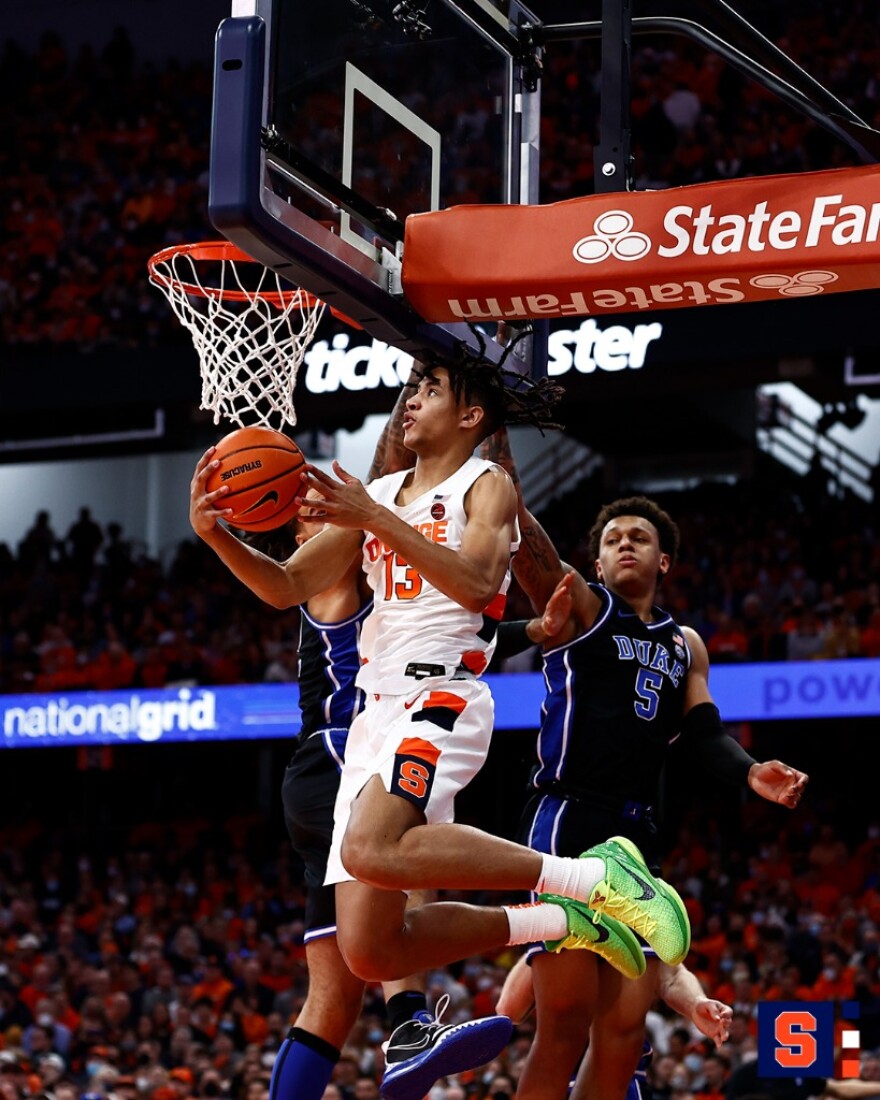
left=591, top=1013, right=644, bottom=1052
left=336, top=926, right=397, bottom=983
left=537, top=992, right=595, bottom=1039
left=340, top=828, right=398, bottom=888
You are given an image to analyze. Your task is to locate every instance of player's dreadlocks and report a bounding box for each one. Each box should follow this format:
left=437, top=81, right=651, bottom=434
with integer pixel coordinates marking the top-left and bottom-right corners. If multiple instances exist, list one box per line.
left=412, top=325, right=565, bottom=438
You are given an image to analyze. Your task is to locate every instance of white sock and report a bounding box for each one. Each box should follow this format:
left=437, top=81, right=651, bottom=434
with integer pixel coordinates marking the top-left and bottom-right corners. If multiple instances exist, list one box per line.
left=503, top=902, right=569, bottom=945
left=534, top=854, right=606, bottom=901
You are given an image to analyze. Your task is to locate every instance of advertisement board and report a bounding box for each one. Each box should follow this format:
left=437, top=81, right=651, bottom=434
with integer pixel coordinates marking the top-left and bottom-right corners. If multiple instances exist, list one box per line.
left=2, top=659, right=878, bottom=749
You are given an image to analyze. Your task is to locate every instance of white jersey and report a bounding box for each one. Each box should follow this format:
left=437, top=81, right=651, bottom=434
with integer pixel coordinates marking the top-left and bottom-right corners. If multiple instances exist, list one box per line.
left=357, top=456, right=519, bottom=694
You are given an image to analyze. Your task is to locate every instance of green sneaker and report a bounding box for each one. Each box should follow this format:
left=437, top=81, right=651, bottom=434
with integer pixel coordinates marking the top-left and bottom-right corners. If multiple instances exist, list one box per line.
left=539, top=894, right=646, bottom=980
left=582, top=836, right=691, bottom=966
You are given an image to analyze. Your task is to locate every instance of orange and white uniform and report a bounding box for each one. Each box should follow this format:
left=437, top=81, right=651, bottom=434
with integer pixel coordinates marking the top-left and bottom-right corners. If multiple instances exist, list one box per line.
left=325, top=456, right=519, bottom=886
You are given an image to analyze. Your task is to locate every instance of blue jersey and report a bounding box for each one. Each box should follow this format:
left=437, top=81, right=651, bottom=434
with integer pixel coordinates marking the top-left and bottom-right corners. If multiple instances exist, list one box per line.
left=297, top=600, right=371, bottom=742
left=534, top=583, right=691, bottom=808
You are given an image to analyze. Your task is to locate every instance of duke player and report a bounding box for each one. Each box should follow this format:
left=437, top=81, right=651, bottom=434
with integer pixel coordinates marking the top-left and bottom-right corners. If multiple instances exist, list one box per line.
left=190, top=360, right=694, bottom=1066
left=475, top=429, right=808, bottom=1100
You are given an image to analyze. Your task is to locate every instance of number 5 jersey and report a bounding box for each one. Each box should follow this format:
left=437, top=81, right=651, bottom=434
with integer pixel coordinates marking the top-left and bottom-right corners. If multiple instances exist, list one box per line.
left=533, top=582, right=693, bottom=808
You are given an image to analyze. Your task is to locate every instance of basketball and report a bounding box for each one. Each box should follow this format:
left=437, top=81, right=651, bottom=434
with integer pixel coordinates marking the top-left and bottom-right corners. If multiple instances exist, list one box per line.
left=206, top=426, right=306, bottom=532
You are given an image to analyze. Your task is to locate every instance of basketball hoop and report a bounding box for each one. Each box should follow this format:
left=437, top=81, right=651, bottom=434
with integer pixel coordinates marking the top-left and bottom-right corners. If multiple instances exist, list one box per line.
left=148, top=240, right=353, bottom=430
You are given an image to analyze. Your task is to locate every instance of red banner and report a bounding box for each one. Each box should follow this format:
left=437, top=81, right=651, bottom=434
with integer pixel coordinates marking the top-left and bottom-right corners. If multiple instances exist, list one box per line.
left=401, top=165, right=880, bottom=321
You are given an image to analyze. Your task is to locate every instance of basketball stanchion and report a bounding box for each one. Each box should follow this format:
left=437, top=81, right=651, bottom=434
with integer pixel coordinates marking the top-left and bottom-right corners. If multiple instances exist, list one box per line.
left=148, top=240, right=358, bottom=431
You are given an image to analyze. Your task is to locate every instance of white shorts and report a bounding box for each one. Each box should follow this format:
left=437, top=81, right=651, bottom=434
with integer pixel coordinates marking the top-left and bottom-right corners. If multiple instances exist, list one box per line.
left=325, top=678, right=494, bottom=886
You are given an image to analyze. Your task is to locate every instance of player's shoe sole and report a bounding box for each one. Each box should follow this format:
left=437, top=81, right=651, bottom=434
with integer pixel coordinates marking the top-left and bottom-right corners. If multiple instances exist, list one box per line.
left=582, top=835, right=690, bottom=965
left=380, top=1014, right=513, bottom=1100
left=540, top=894, right=646, bottom=980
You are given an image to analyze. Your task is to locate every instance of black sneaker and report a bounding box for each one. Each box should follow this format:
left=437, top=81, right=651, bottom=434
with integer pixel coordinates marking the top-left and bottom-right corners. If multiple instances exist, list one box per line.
left=380, top=994, right=513, bottom=1100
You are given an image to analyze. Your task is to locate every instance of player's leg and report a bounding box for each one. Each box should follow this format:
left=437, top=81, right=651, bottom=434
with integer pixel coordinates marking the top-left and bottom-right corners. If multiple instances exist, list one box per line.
left=337, top=877, right=515, bottom=980
left=515, top=951, right=598, bottom=1100
left=570, top=956, right=661, bottom=1100
left=336, top=882, right=513, bottom=1099
left=269, top=925, right=366, bottom=1100
left=341, top=773, right=544, bottom=892
left=272, top=741, right=366, bottom=1100
left=335, top=690, right=688, bottom=966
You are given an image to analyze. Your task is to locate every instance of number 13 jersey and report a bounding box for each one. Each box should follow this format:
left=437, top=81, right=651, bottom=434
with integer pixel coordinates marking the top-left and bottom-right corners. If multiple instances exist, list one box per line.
left=357, top=456, right=519, bottom=695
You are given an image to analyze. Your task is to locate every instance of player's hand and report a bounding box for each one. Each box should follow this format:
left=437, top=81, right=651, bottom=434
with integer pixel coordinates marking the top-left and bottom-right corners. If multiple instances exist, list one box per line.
left=540, top=571, right=575, bottom=638
left=748, top=760, right=808, bottom=808
left=297, top=462, right=378, bottom=530
left=692, top=997, right=732, bottom=1048
left=190, top=447, right=233, bottom=537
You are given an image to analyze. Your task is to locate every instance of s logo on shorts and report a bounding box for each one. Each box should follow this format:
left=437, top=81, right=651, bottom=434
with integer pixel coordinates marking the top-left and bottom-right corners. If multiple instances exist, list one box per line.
left=392, top=736, right=441, bottom=810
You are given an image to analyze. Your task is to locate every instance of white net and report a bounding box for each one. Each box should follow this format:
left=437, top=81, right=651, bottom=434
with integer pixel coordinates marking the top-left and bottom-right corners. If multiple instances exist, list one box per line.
left=148, top=242, right=327, bottom=430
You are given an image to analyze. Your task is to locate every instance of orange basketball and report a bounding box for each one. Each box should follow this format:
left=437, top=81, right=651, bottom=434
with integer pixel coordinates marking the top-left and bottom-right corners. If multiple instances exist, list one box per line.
left=206, top=426, right=306, bottom=532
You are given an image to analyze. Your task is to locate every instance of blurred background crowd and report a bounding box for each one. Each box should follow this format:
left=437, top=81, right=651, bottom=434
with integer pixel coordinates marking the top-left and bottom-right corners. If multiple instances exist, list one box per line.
left=2, top=467, right=877, bottom=696
left=2, top=0, right=880, bottom=1097
left=2, top=792, right=880, bottom=1100
left=1, top=1, right=877, bottom=351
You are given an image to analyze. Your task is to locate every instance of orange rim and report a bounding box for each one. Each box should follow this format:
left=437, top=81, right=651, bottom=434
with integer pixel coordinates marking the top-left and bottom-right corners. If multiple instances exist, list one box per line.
left=148, top=240, right=359, bottom=327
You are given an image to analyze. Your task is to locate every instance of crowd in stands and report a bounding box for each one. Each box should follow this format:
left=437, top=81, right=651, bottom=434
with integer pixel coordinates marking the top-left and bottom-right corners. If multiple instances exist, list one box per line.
left=1, top=0, right=878, bottom=352
left=1, top=470, right=877, bottom=697
left=2, top=782, right=880, bottom=1100
left=2, top=9, right=879, bottom=1095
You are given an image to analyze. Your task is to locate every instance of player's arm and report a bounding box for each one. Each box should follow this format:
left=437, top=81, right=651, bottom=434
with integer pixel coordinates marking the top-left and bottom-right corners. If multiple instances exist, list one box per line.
left=302, top=462, right=517, bottom=612
left=367, top=365, right=418, bottom=481
left=191, top=447, right=362, bottom=608
left=476, top=324, right=597, bottom=630
left=821, top=1081, right=880, bottom=1098
left=680, top=626, right=808, bottom=808
left=495, top=953, right=535, bottom=1024
left=657, top=963, right=732, bottom=1049
left=479, top=424, right=599, bottom=636
left=495, top=572, right=574, bottom=657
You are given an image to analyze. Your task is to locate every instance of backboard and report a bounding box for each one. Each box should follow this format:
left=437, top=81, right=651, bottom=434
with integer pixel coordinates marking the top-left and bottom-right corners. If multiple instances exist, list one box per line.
left=210, top=0, right=545, bottom=370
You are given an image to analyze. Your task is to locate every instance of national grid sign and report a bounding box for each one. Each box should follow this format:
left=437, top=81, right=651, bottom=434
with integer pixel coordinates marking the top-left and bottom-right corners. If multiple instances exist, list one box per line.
left=1, top=659, right=879, bottom=748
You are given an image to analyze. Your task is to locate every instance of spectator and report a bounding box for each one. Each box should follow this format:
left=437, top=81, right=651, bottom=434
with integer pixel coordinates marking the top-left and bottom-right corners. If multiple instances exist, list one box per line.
left=822, top=601, right=862, bottom=658
left=787, top=605, right=827, bottom=660
left=18, top=511, right=58, bottom=569
left=65, top=508, right=104, bottom=581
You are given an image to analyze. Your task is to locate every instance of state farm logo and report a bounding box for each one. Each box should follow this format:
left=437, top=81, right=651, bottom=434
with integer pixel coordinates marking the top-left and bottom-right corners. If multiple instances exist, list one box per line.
left=568, top=192, right=879, bottom=268
left=572, top=210, right=652, bottom=264
left=749, top=271, right=839, bottom=297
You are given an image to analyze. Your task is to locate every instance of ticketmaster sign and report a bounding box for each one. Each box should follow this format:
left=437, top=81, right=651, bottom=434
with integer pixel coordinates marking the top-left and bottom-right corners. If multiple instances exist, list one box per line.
left=1, top=660, right=878, bottom=748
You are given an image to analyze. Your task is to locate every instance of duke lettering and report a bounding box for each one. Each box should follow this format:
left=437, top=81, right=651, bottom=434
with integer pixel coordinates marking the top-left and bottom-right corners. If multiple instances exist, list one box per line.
left=613, top=635, right=685, bottom=687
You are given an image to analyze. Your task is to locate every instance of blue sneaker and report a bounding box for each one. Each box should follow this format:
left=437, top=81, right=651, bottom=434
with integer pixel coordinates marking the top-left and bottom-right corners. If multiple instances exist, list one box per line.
left=380, top=994, right=513, bottom=1100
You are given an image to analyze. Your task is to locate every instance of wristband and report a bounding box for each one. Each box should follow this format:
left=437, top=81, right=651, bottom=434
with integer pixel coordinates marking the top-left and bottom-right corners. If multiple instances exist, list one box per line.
left=495, top=619, right=535, bottom=659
